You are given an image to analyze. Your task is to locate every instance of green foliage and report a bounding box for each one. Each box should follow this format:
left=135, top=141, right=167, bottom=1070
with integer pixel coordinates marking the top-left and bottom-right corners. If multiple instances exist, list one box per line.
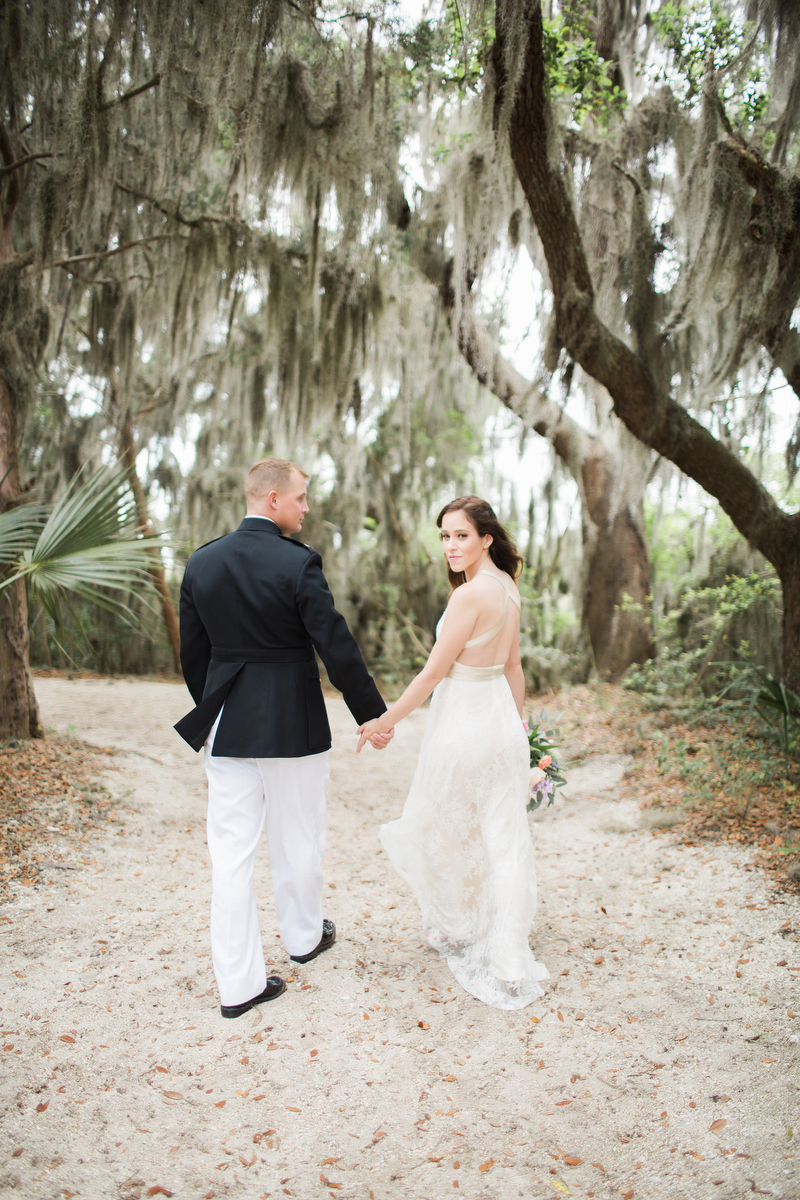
left=542, top=12, right=626, bottom=127
left=399, top=0, right=494, bottom=96
left=622, top=564, right=799, bottom=760
left=752, top=670, right=800, bottom=757
left=652, top=1, right=770, bottom=127
left=623, top=568, right=780, bottom=705
left=0, top=470, right=162, bottom=634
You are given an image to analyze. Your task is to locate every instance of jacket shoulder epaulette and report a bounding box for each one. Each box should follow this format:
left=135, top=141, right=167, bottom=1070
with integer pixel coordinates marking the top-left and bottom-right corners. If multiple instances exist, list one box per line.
left=283, top=536, right=316, bottom=553
left=190, top=534, right=225, bottom=554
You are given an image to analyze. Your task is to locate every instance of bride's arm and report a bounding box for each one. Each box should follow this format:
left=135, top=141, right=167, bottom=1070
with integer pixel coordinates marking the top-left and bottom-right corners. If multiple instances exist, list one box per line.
left=355, top=587, right=480, bottom=751
left=504, top=635, right=525, bottom=717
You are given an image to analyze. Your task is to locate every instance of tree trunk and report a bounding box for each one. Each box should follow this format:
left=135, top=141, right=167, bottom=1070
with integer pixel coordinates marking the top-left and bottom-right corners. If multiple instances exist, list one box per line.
left=581, top=442, right=655, bottom=679
left=780, top=560, right=800, bottom=698
left=118, top=411, right=183, bottom=677
left=0, top=375, right=42, bottom=739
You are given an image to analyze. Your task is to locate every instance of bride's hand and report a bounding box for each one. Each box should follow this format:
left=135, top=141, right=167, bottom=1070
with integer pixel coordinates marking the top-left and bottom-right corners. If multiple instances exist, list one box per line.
left=356, top=718, right=391, bottom=753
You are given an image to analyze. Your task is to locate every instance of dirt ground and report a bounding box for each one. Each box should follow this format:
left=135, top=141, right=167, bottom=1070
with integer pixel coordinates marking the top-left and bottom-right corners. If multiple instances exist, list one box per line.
left=1, top=677, right=798, bottom=1200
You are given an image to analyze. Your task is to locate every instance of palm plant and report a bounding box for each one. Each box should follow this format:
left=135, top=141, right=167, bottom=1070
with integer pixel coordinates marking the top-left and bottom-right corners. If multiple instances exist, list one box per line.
left=0, top=469, right=163, bottom=635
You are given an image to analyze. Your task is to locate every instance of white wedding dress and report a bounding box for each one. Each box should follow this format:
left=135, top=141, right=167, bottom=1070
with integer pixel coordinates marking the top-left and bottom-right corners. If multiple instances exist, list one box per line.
left=380, top=572, right=549, bottom=1010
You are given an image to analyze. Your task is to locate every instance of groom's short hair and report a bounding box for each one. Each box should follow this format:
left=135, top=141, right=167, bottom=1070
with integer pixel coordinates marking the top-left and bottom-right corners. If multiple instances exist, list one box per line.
left=244, top=458, right=309, bottom=501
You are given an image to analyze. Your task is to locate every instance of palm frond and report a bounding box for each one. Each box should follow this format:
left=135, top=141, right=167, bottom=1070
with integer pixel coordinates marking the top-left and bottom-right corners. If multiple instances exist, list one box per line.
left=34, top=468, right=139, bottom=560
left=0, top=504, right=50, bottom=565
left=0, top=469, right=165, bottom=628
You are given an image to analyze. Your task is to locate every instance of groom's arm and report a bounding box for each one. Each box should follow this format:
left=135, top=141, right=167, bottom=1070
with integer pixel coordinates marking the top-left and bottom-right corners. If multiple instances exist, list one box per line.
left=295, top=552, right=386, bottom=725
left=179, top=567, right=212, bottom=705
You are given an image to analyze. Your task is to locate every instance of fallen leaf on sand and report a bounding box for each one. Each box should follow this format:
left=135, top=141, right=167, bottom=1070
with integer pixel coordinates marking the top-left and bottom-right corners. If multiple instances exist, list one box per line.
left=146, top=1188, right=173, bottom=1198
left=592, top=1163, right=605, bottom=1172
left=162, top=1091, right=182, bottom=1100
left=550, top=1182, right=571, bottom=1195
left=60, top=1035, right=75, bottom=1043
left=253, top=1129, right=277, bottom=1143
left=36, top=1101, right=49, bottom=1113
left=214, top=1100, right=226, bottom=1108
left=418, top=1022, right=430, bottom=1029
left=710, top=1119, right=727, bottom=1132
left=563, top=1157, right=582, bottom=1166
left=478, top=1160, right=494, bottom=1172
left=286, top=1106, right=301, bottom=1112
left=239, top=1154, right=256, bottom=1167
left=555, top=1101, right=572, bottom=1107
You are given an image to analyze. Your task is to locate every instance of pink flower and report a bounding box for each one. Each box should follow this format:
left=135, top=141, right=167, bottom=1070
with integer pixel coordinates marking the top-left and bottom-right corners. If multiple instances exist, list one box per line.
left=538, top=755, right=552, bottom=770
left=522, top=721, right=529, bottom=732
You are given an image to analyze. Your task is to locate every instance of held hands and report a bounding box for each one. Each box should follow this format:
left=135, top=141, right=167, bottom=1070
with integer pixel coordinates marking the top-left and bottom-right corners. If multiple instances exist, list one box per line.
left=357, top=719, right=394, bottom=753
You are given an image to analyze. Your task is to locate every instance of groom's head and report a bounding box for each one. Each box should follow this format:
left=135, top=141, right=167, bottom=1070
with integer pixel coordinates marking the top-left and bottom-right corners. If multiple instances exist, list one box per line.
left=245, top=458, right=310, bottom=535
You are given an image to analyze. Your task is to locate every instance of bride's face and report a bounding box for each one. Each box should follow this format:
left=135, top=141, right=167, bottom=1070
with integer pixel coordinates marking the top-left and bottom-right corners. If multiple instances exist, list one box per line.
left=439, top=510, right=492, bottom=574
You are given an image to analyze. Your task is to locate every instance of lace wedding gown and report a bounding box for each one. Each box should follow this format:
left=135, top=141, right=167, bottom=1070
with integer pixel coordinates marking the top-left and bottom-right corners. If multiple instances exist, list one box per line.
left=380, top=572, right=549, bottom=1010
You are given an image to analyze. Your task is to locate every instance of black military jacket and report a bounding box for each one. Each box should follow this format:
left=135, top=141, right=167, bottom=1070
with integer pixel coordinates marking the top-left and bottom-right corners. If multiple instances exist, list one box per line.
left=174, top=517, right=385, bottom=756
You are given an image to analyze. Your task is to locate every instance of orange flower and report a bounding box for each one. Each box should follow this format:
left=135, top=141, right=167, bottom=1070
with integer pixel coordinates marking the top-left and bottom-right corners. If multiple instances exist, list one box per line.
left=538, top=755, right=552, bottom=770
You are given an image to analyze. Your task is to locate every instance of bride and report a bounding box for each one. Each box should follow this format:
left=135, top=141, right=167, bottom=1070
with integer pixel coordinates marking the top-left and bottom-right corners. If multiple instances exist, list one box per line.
left=357, top=495, right=549, bottom=1010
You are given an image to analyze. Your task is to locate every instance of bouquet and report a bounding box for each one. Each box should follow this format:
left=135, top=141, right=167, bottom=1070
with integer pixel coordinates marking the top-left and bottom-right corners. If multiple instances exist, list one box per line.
left=524, top=709, right=567, bottom=811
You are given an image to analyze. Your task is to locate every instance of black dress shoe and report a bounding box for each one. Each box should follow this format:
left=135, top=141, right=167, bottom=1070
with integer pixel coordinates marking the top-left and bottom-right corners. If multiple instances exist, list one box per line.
left=220, top=975, right=286, bottom=1019
left=289, top=919, right=336, bottom=964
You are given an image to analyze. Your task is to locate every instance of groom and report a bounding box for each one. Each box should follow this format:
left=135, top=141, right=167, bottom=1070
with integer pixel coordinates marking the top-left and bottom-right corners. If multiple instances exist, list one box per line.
left=175, top=458, right=389, bottom=1018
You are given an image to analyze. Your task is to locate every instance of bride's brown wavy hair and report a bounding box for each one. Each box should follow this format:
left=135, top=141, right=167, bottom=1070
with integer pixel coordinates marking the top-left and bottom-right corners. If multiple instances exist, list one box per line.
left=436, top=496, right=524, bottom=590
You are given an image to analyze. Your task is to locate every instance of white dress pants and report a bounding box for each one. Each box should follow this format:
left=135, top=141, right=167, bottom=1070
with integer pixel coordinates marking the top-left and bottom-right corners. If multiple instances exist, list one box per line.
left=204, top=712, right=330, bottom=1006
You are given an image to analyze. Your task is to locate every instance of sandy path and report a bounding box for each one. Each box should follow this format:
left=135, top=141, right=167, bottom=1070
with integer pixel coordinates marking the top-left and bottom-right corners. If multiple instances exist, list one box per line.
left=1, top=678, right=798, bottom=1200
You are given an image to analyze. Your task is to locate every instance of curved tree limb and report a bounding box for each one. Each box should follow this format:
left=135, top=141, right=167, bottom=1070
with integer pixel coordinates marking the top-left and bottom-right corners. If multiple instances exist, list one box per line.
left=496, top=0, right=799, bottom=576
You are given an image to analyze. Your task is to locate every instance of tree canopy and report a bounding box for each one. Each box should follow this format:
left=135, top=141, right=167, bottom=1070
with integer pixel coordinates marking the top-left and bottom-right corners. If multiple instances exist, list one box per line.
left=1, top=0, right=798, bottom=738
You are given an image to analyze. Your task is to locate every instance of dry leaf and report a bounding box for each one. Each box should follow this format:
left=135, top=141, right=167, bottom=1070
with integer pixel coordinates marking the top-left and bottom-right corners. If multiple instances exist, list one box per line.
left=550, top=1182, right=571, bottom=1195
left=60, top=1035, right=75, bottom=1043
left=35, top=1101, right=49, bottom=1113
left=146, top=1189, right=173, bottom=1198
left=557, top=1011, right=564, bottom=1023
left=155, top=1066, right=168, bottom=1074
left=286, top=1106, right=301, bottom=1112
left=214, top=1100, right=226, bottom=1108
left=478, top=1160, right=494, bottom=1173
left=709, top=1119, right=727, bottom=1132
left=555, top=1100, right=572, bottom=1106
left=162, top=1091, right=183, bottom=1100
left=418, top=1022, right=430, bottom=1030
left=444, top=1075, right=457, bottom=1081
left=239, top=1154, right=256, bottom=1167
left=591, top=1163, right=605, bottom=1172
left=253, top=1130, right=277, bottom=1143
left=310, top=1049, right=318, bottom=1057
left=563, top=1157, right=582, bottom=1166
